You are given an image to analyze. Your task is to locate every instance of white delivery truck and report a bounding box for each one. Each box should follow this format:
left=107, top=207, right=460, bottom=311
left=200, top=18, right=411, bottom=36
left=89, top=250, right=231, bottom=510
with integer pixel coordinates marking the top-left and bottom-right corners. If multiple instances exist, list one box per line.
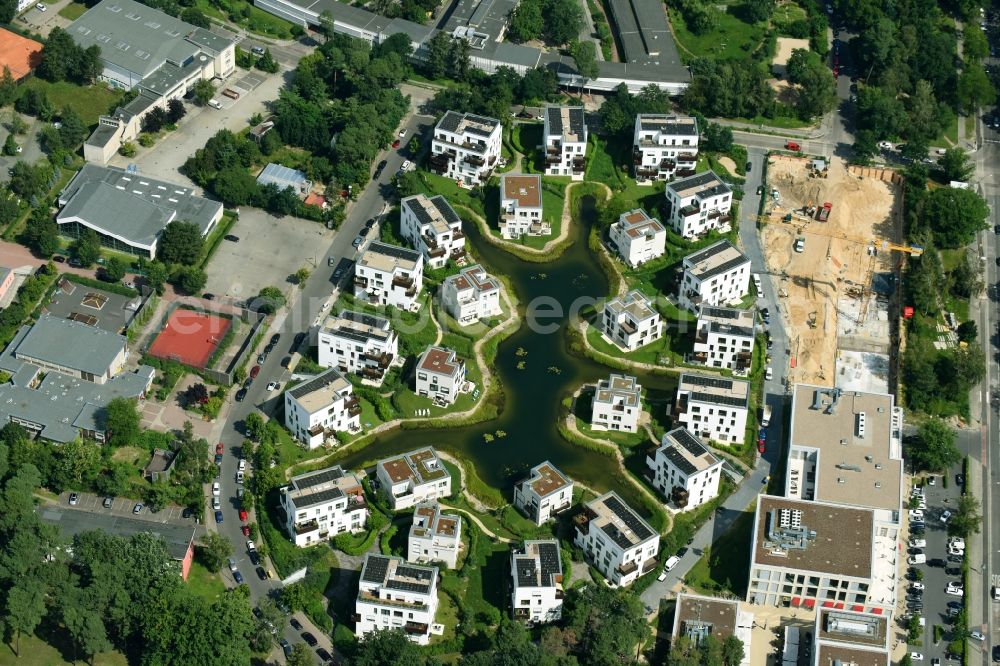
left=761, top=405, right=772, bottom=427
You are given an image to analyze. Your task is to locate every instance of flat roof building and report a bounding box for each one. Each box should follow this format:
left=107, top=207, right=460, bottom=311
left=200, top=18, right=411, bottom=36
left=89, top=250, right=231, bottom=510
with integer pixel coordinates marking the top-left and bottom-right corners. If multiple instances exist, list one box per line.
left=602, top=290, right=664, bottom=352
left=811, top=607, right=890, bottom=665
left=284, top=369, right=361, bottom=448
left=429, top=110, right=502, bottom=186
left=499, top=174, right=546, bottom=239
left=647, top=427, right=723, bottom=510
left=7, top=313, right=128, bottom=384
left=354, top=241, right=424, bottom=311
left=609, top=208, right=666, bottom=268
left=355, top=554, right=439, bottom=644
left=574, top=491, right=659, bottom=586
left=281, top=465, right=367, bottom=546
left=319, top=310, right=399, bottom=384
left=257, top=163, right=312, bottom=196
left=407, top=501, right=462, bottom=569
left=415, top=346, right=466, bottom=406
left=376, top=447, right=452, bottom=510
left=675, top=372, right=750, bottom=445
left=666, top=171, right=733, bottom=239
left=513, top=461, right=573, bottom=526
left=671, top=593, right=753, bottom=665
left=633, top=114, right=698, bottom=184
left=591, top=373, right=642, bottom=434
left=691, top=306, right=755, bottom=375
left=678, top=240, right=750, bottom=312
left=511, top=539, right=564, bottom=624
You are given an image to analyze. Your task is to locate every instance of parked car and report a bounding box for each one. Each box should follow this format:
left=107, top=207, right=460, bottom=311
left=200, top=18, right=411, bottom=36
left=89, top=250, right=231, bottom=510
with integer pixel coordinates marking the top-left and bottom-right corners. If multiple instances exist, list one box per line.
left=251, top=46, right=266, bottom=56
left=257, top=353, right=267, bottom=365
left=103, top=496, right=113, bottom=509
left=235, top=388, right=247, bottom=402
left=241, top=525, right=251, bottom=537
left=398, top=129, right=407, bottom=138
left=940, top=510, right=952, bottom=523
left=214, top=510, right=223, bottom=523
left=35, top=3, right=46, bottom=10
left=214, top=453, right=223, bottom=465
left=765, top=366, right=774, bottom=380
left=290, top=618, right=303, bottom=630
left=250, top=365, right=261, bottom=379
left=216, top=442, right=224, bottom=454
left=239, top=509, right=248, bottom=522
left=256, top=566, right=268, bottom=580
left=266, top=381, right=280, bottom=391
left=133, top=503, right=143, bottom=514
left=233, top=570, right=244, bottom=584
left=946, top=582, right=964, bottom=596
left=301, top=632, right=318, bottom=647
left=224, top=234, right=240, bottom=242
left=212, top=482, right=221, bottom=496
left=317, top=648, right=333, bottom=663
left=69, top=493, right=79, bottom=505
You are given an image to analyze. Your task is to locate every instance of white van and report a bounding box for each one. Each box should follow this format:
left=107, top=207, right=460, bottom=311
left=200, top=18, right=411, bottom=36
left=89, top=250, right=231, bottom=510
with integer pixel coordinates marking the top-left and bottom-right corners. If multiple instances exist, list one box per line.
left=907, top=553, right=926, bottom=565
left=664, top=555, right=681, bottom=572
left=752, top=273, right=763, bottom=292
left=208, top=99, right=222, bottom=109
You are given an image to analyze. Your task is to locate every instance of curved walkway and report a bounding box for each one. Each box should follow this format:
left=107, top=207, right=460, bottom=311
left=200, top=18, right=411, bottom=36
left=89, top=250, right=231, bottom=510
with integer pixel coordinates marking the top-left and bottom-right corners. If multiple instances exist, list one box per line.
left=440, top=504, right=513, bottom=544
left=575, top=319, right=725, bottom=377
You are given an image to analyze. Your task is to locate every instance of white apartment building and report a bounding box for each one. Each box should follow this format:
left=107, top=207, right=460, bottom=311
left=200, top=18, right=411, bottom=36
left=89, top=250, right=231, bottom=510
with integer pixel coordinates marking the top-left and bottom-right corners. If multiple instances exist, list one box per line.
left=415, top=346, right=466, bottom=406
left=407, top=501, right=462, bottom=569
left=608, top=209, right=666, bottom=267
left=355, top=554, right=439, bottom=645
left=280, top=465, right=368, bottom=546
left=672, top=593, right=754, bottom=666
left=647, top=427, right=723, bottom=511
left=499, top=174, right=546, bottom=239
left=665, top=171, right=733, bottom=238
left=677, top=240, right=751, bottom=313
left=692, top=306, right=755, bottom=375
left=591, top=373, right=642, bottom=433
left=284, top=369, right=361, bottom=448
left=441, top=264, right=502, bottom=325
left=543, top=106, right=588, bottom=180
left=674, top=372, right=750, bottom=445
left=746, top=495, right=898, bottom=617
left=375, top=447, right=452, bottom=511
left=603, top=290, right=664, bottom=351
left=513, top=461, right=573, bottom=526
left=354, top=241, right=424, bottom=311
left=429, top=111, right=502, bottom=186
left=785, top=385, right=904, bottom=522
left=511, top=540, right=564, bottom=624
left=318, top=310, right=399, bottom=384
left=400, top=194, right=467, bottom=269
left=633, top=114, right=699, bottom=184
left=573, top=491, right=659, bottom=587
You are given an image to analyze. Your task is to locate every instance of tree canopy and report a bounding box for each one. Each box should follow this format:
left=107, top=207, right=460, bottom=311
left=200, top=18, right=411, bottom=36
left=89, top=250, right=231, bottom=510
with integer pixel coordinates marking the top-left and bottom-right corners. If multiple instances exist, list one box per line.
left=906, top=418, right=961, bottom=472
left=158, top=221, right=205, bottom=266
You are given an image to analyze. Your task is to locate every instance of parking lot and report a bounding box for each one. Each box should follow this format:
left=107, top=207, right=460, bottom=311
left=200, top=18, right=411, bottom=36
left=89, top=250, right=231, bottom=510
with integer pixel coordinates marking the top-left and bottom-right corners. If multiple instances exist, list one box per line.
left=204, top=207, right=337, bottom=301
left=55, top=490, right=197, bottom=524
left=210, top=72, right=267, bottom=111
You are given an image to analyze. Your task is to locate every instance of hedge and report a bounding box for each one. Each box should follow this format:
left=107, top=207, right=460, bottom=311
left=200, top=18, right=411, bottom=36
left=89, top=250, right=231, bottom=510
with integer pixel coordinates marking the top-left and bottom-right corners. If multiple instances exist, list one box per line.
left=64, top=272, right=139, bottom=298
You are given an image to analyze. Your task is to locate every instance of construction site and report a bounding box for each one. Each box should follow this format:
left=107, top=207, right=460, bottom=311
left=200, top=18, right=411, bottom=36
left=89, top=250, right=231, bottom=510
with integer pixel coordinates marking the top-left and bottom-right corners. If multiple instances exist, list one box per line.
left=760, top=156, right=914, bottom=393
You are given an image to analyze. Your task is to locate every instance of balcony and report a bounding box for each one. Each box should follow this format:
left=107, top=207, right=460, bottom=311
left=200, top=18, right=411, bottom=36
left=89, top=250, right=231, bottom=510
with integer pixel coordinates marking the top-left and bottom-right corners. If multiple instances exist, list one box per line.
left=573, top=506, right=597, bottom=535
left=354, top=275, right=369, bottom=289
left=293, top=519, right=319, bottom=535
left=345, top=396, right=362, bottom=417
left=452, top=229, right=465, bottom=240
left=358, top=590, right=428, bottom=612
left=546, top=143, right=561, bottom=155
left=641, top=559, right=657, bottom=574
left=428, top=152, right=450, bottom=174
left=363, top=352, right=393, bottom=369
left=706, top=209, right=725, bottom=220
left=675, top=393, right=689, bottom=415
left=679, top=204, right=700, bottom=218
left=427, top=246, right=447, bottom=259
left=362, top=366, right=385, bottom=380
left=683, top=289, right=703, bottom=306
left=463, top=154, right=485, bottom=168
left=450, top=247, right=466, bottom=260
left=392, top=275, right=414, bottom=290
left=617, top=560, right=638, bottom=576
left=676, top=168, right=697, bottom=178
left=677, top=152, right=697, bottom=161
left=545, top=154, right=562, bottom=165
left=404, top=621, right=430, bottom=635
left=658, top=158, right=676, bottom=170
left=635, top=166, right=658, bottom=178
left=572, top=157, right=586, bottom=172
left=689, top=351, right=709, bottom=364
left=632, top=149, right=643, bottom=165
left=618, top=319, right=637, bottom=335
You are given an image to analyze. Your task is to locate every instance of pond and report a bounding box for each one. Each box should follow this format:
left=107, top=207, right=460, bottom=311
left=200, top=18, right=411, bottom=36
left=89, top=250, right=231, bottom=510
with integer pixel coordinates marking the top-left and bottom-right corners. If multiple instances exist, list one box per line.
left=335, top=194, right=677, bottom=510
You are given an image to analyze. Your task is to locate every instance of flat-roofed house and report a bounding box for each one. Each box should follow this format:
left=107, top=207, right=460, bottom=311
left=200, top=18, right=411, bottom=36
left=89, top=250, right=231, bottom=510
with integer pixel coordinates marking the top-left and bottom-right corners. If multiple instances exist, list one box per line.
left=671, top=593, right=753, bottom=665
left=354, top=241, right=424, bottom=311
left=414, top=346, right=466, bottom=406
left=591, top=373, right=642, bottom=433
left=665, top=171, right=733, bottom=238
left=609, top=209, right=666, bottom=267
left=375, top=447, right=452, bottom=510
left=355, top=554, right=439, bottom=644
left=284, top=369, right=361, bottom=448
left=400, top=194, right=466, bottom=269
left=633, top=114, right=698, bottom=184
left=441, top=265, right=502, bottom=325
left=573, top=491, right=659, bottom=586
left=281, top=465, right=368, bottom=546
left=429, top=111, right=502, bottom=186
left=674, top=372, right=750, bottom=445
left=513, top=461, right=573, bottom=525
left=647, top=427, right=723, bottom=510
left=499, top=174, right=546, bottom=239
left=407, top=501, right=462, bottom=569
left=677, top=240, right=750, bottom=312
left=691, top=306, right=755, bottom=375
left=511, top=540, right=564, bottom=624
left=811, top=607, right=890, bottom=666
left=543, top=106, right=588, bottom=180
left=10, top=313, right=127, bottom=384
left=318, top=310, right=398, bottom=384
left=603, top=290, right=664, bottom=351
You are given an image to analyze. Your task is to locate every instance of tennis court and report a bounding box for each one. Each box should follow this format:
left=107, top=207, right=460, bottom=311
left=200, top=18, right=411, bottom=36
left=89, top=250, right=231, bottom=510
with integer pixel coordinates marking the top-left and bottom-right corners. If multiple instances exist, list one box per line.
left=147, top=308, right=231, bottom=369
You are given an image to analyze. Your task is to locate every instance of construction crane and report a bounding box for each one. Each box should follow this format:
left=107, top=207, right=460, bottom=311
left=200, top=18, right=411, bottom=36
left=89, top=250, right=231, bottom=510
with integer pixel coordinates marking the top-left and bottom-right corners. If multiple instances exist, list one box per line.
left=767, top=212, right=925, bottom=256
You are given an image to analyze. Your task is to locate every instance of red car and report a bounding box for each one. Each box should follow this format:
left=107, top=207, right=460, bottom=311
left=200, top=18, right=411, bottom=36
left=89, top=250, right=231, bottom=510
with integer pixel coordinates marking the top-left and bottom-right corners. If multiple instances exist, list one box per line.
left=215, top=442, right=224, bottom=454
left=241, top=525, right=251, bottom=537
left=250, top=365, right=261, bottom=379
left=239, top=509, right=248, bottom=522
left=757, top=441, right=766, bottom=454
left=392, top=139, right=401, bottom=148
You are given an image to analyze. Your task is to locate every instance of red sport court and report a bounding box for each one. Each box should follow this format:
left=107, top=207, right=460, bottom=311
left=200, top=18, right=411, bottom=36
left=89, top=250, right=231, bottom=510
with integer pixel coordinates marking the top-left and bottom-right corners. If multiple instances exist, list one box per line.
left=147, top=308, right=230, bottom=369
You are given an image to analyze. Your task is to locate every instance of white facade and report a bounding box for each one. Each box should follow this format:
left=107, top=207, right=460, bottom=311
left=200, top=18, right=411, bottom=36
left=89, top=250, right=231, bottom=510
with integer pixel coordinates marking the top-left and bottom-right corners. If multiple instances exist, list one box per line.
left=375, top=447, right=452, bottom=511
left=513, top=461, right=574, bottom=526
left=609, top=209, right=666, bottom=268
left=499, top=174, right=546, bottom=239
left=355, top=554, right=439, bottom=645
left=543, top=106, right=588, bottom=180
left=354, top=241, right=424, bottom=311
left=441, top=264, right=502, bottom=325
left=318, top=310, right=399, bottom=384
left=283, top=369, right=360, bottom=448
left=678, top=240, right=751, bottom=313
left=400, top=195, right=467, bottom=269
left=574, top=491, right=660, bottom=587
left=414, top=346, right=466, bottom=406
left=591, top=373, right=642, bottom=433
left=675, top=372, right=750, bottom=445
left=407, top=501, right=462, bottom=569
left=632, top=114, right=699, bottom=184
left=647, top=427, right=723, bottom=511
left=692, top=306, right=755, bottom=375
left=511, top=540, right=564, bottom=624
left=665, top=171, right=733, bottom=238
left=280, top=465, right=367, bottom=547
left=602, top=290, right=664, bottom=351
left=429, top=111, right=502, bottom=186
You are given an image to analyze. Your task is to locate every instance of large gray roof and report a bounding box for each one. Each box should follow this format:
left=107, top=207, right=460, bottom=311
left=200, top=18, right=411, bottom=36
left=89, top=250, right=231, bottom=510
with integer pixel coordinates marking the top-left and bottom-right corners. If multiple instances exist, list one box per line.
left=68, top=0, right=233, bottom=79
left=39, top=505, right=195, bottom=560
left=12, top=313, right=126, bottom=377
left=57, top=164, right=222, bottom=248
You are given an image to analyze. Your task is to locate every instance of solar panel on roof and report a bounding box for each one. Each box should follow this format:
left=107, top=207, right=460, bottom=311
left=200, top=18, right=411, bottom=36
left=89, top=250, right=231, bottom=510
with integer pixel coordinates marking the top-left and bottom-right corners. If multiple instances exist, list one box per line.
left=294, top=486, right=345, bottom=508
left=396, top=564, right=433, bottom=581
left=430, top=196, right=461, bottom=224
left=438, top=111, right=462, bottom=133
left=548, top=108, right=563, bottom=136
left=386, top=579, right=431, bottom=594
left=537, top=542, right=560, bottom=583
left=690, top=391, right=747, bottom=407
left=362, top=555, right=389, bottom=583
left=663, top=446, right=696, bottom=476
left=600, top=523, right=634, bottom=549
left=340, top=310, right=387, bottom=329
left=295, top=466, right=346, bottom=490
left=699, top=255, right=749, bottom=281
left=683, top=375, right=733, bottom=389
left=515, top=557, right=538, bottom=587
left=702, top=306, right=739, bottom=320
left=672, top=428, right=709, bottom=457
left=604, top=495, right=653, bottom=541
left=568, top=108, right=585, bottom=137
left=288, top=370, right=343, bottom=399
left=369, top=242, right=421, bottom=262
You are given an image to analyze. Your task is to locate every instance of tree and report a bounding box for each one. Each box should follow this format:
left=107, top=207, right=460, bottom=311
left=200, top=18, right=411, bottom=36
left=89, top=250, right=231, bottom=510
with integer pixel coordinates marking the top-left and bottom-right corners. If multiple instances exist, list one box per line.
left=142, top=106, right=169, bottom=134
left=743, top=0, right=774, bottom=22
left=542, top=0, right=584, bottom=45
left=294, top=266, right=311, bottom=286
left=0, top=66, right=17, bottom=107
left=6, top=579, right=46, bottom=656
left=252, top=286, right=286, bottom=314
left=938, top=147, right=973, bottom=182
left=919, top=186, right=990, bottom=248
left=956, top=320, right=978, bottom=344
left=2, top=133, right=17, bottom=156
left=949, top=493, right=982, bottom=538
left=703, top=122, right=734, bottom=152
left=722, top=635, right=745, bottom=666
left=192, top=79, right=215, bottom=106
left=786, top=49, right=837, bottom=119
left=256, top=49, right=279, bottom=74
left=102, top=397, right=141, bottom=448
left=250, top=597, right=286, bottom=652
left=0, top=0, right=16, bottom=24
left=570, top=40, right=600, bottom=82
left=287, top=643, right=314, bottom=666
left=907, top=418, right=960, bottom=472
left=350, top=628, right=430, bottom=666
left=144, top=259, right=169, bottom=294
left=180, top=6, right=210, bottom=27
left=167, top=98, right=187, bottom=124
left=102, top=256, right=128, bottom=282
left=58, top=106, right=88, bottom=148
left=196, top=532, right=233, bottom=572
left=173, top=266, right=207, bottom=295
left=185, top=383, right=209, bottom=406
left=213, top=167, right=261, bottom=206
left=425, top=32, right=451, bottom=79
left=25, top=214, right=59, bottom=258
left=244, top=412, right=266, bottom=441
left=71, top=228, right=101, bottom=268
left=957, top=64, right=995, bottom=114
left=158, top=220, right=204, bottom=265
left=509, top=0, right=543, bottom=42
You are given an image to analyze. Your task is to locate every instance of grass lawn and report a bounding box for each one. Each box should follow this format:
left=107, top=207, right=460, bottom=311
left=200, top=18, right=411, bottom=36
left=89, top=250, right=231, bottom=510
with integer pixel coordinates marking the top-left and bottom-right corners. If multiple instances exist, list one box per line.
left=490, top=177, right=568, bottom=249
left=575, top=415, right=650, bottom=448
left=932, top=114, right=960, bottom=147
left=771, top=1, right=808, bottom=34
left=668, top=5, right=767, bottom=63
left=186, top=560, right=226, bottom=601
left=511, top=123, right=543, bottom=173
left=410, top=171, right=489, bottom=218
left=58, top=1, right=88, bottom=19
left=585, top=321, right=674, bottom=365
left=193, top=0, right=296, bottom=38
left=0, top=632, right=126, bottom=665
left=684, top=505, right=755, bottom=596
left=731, top=114, right=813, bottom=129
left=392, top=363, right=483, bottom=418
left=17, top=79, right=125, bottom=127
